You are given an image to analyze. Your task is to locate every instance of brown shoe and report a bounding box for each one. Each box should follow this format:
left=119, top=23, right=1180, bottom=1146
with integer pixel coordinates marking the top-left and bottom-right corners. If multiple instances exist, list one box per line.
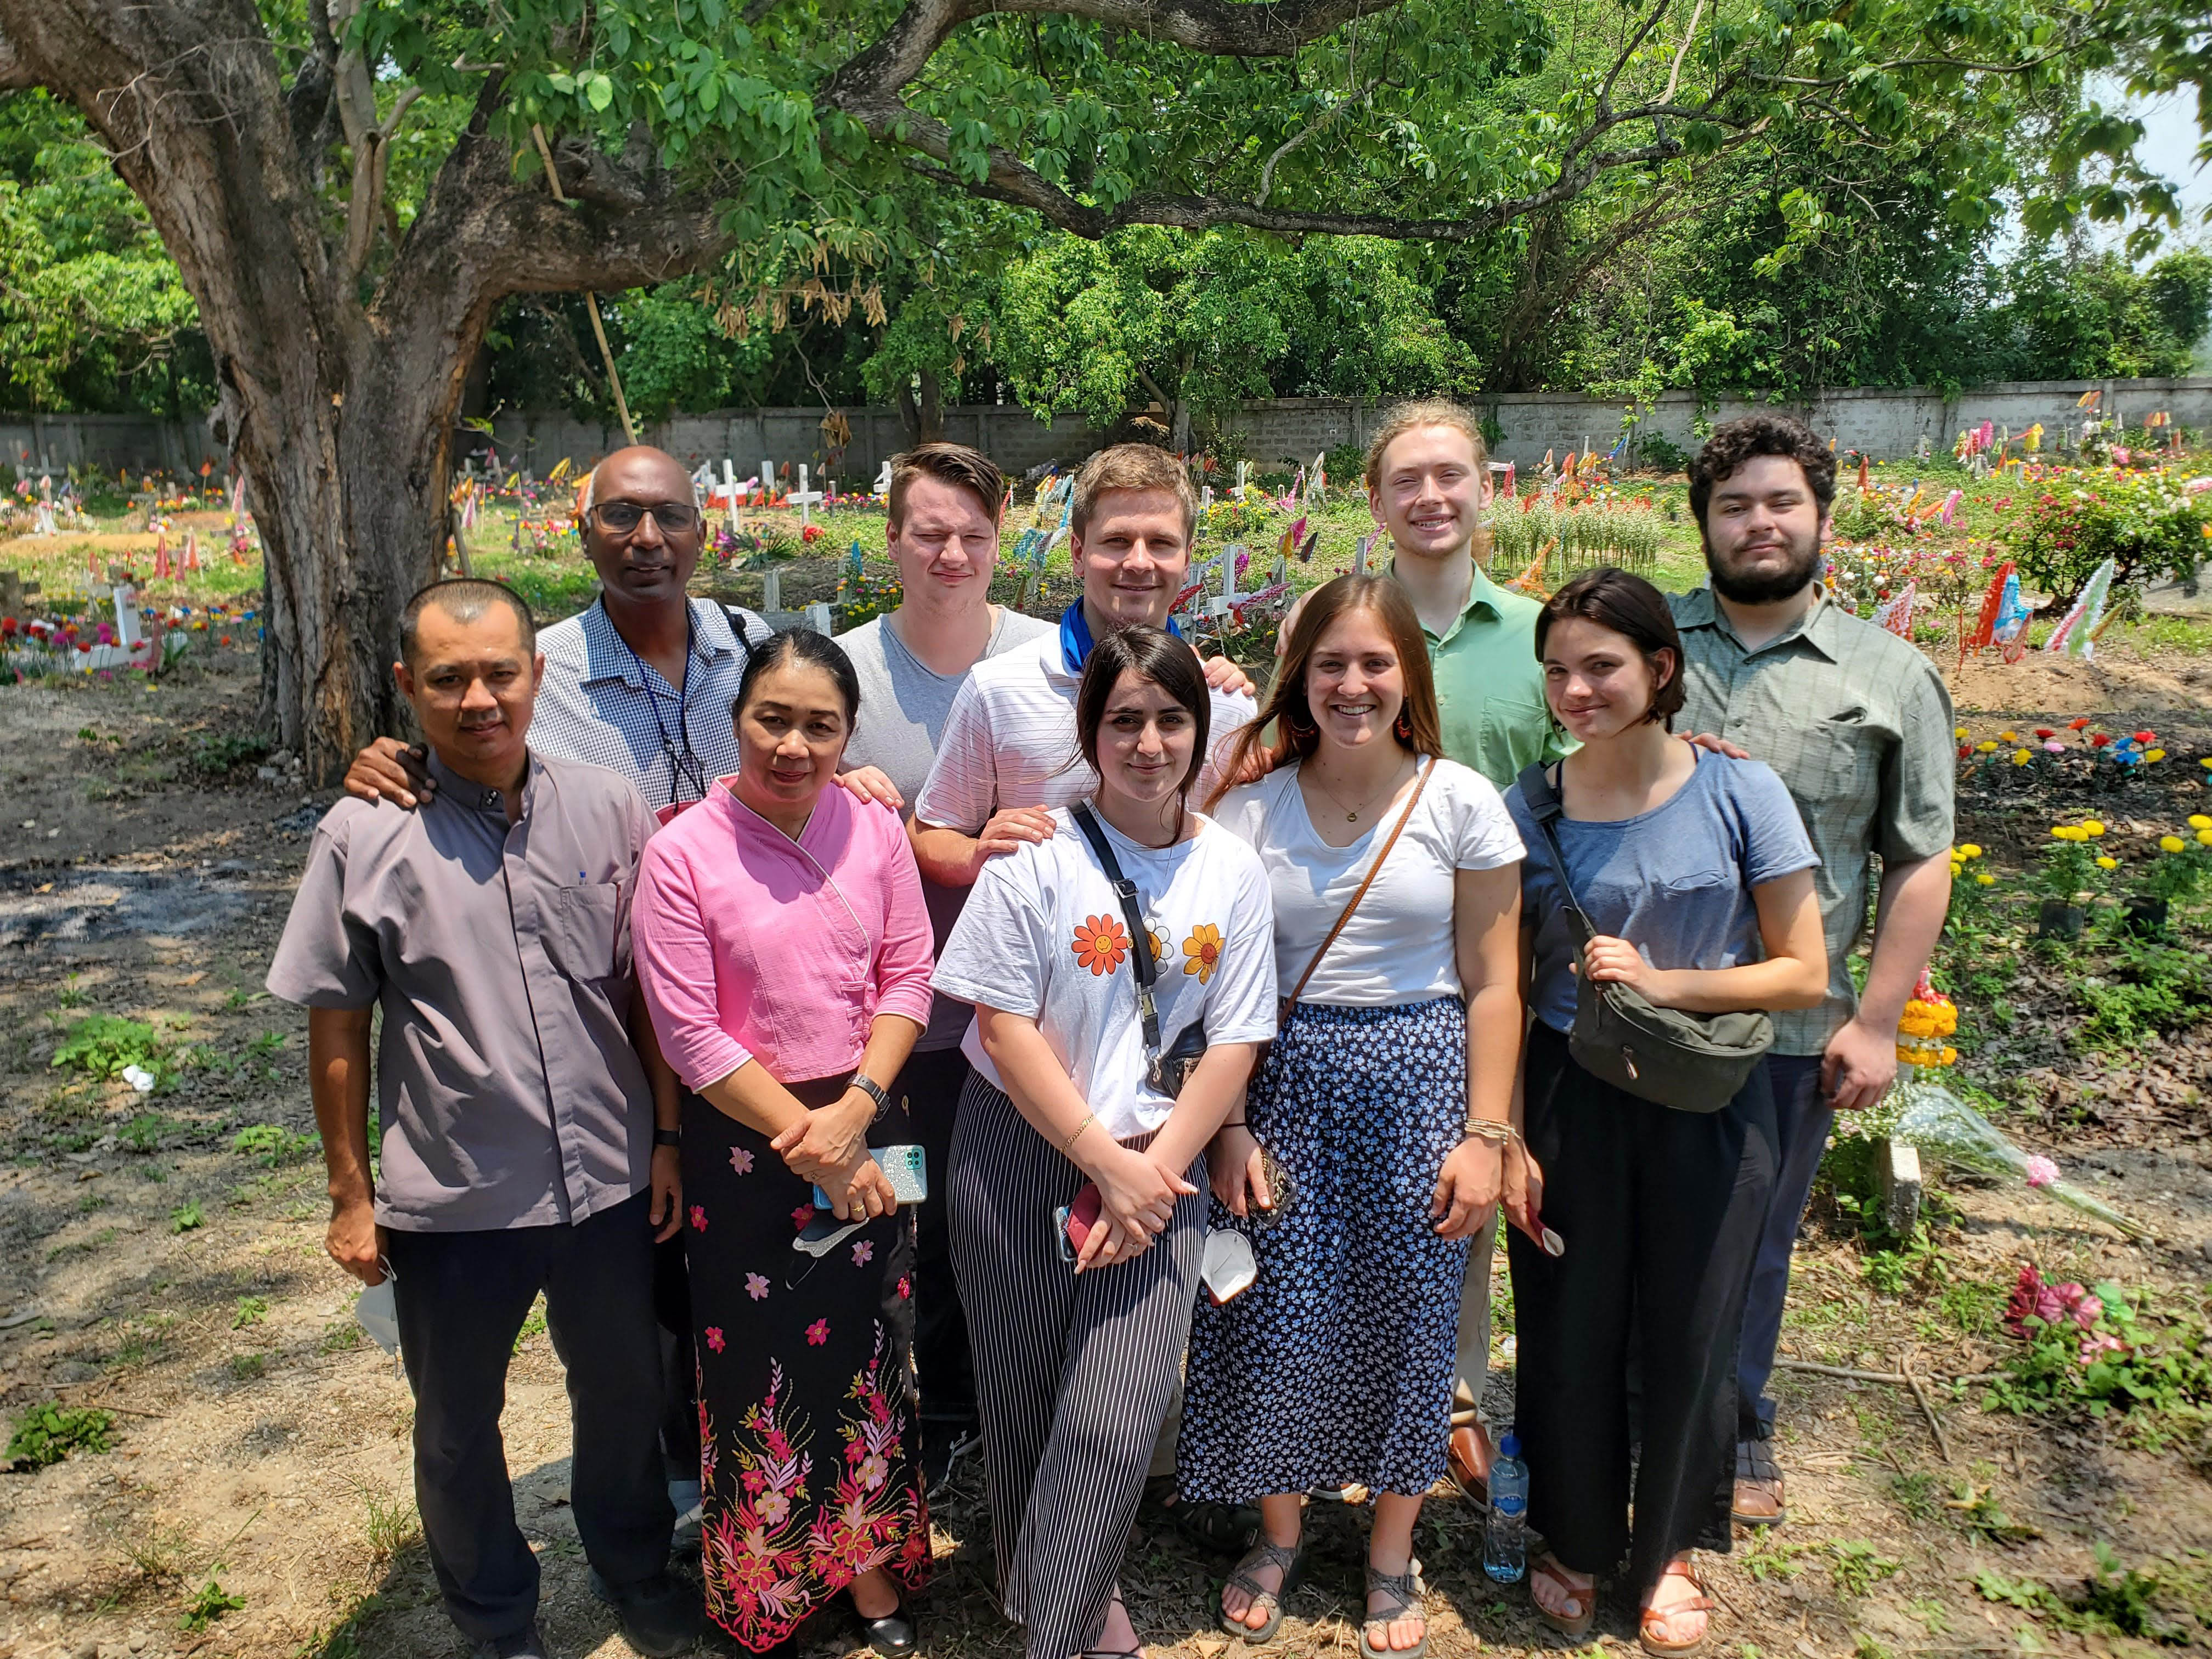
left=1731, top=1437, right=1784, bottom=1526
left=1447, top=1423, right=1492, bottom=1508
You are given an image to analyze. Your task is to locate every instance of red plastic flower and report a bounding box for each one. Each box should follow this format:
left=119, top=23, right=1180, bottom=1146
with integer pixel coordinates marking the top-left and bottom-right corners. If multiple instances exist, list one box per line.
left=2034, top=728, right=2055, bottom=739
left=2068, top=718, right=2090, bottom=730
left=2134, top=730, right=2157, bottom=744
left=2090, top=733, right=2111, bottom=747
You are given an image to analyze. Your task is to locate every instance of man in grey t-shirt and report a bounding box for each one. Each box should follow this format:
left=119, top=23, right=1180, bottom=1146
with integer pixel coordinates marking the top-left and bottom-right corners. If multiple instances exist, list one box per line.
left=837, top=443, right=1051, bottom=1491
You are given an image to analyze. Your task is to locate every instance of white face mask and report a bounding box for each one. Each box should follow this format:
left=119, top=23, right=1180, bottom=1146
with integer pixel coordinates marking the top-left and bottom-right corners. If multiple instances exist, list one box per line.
left=355, top=1263, right=400, bottom=1355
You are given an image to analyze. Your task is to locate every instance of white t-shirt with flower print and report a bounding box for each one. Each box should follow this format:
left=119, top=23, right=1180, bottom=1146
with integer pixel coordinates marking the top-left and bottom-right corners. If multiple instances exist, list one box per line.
left=931, top=805, right=1279, bottom=1140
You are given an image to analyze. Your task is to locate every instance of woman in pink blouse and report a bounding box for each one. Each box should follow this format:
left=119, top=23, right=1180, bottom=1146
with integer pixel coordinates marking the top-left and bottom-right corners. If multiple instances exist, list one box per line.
left=633, top=630, right=935, bottom=1657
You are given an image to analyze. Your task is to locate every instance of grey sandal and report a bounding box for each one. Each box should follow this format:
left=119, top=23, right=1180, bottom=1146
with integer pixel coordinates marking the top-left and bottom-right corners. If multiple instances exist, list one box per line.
left=1358, top=1560, right=1427, bottom=1659
left=1218, top=1539, right=1304, bottom=1643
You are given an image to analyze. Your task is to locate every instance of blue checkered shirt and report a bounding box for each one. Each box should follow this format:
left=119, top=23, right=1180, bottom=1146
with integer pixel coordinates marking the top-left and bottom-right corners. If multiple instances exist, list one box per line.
left=533, top=596, right=769, bottom=815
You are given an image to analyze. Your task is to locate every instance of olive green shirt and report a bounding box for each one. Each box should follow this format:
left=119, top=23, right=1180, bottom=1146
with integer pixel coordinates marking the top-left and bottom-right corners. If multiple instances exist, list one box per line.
left=1403, top=558, right=1572, bottom=788
left=1669, top=585, right=1956, bottom=1056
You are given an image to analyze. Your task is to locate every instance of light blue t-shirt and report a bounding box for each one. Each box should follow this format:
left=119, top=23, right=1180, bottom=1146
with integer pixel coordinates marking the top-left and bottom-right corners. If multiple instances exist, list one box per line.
left=1504, top=751, right=1820, bottom=1035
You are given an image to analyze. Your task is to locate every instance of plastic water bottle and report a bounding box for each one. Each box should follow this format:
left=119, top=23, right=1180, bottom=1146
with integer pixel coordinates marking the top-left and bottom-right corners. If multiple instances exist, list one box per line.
left=1482, top=1430, right=1528, bottom=1584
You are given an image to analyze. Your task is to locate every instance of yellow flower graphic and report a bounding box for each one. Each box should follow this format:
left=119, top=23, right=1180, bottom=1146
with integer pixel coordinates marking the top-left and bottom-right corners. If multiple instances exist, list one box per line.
left=1073, top=915, right=1128, bottom=976
left=1182, top=923, right=1224, bottom=984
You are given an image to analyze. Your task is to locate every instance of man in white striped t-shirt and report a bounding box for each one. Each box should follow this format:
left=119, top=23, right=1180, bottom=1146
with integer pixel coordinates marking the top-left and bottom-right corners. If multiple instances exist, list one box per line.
left=910, top=442, right=1259, bottom=1554
left=911, top=444, right=1255, bottom=882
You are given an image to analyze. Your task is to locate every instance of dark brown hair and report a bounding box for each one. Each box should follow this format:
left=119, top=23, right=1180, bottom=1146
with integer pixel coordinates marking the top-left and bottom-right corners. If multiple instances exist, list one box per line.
left=886, top=441, right=1006, bottom=528
left=1206, top=575, right=1441, bottom=810
left=1076, top=625, right=1211, bottom=800
left=1535, top=567, right=1686, bottom=729
left=1688, top=414, right=1837, bottom=531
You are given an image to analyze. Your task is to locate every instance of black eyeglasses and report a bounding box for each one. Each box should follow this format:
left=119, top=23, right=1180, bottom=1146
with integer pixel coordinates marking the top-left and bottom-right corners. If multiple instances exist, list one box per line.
left=590, top=500, right=704, bottom=535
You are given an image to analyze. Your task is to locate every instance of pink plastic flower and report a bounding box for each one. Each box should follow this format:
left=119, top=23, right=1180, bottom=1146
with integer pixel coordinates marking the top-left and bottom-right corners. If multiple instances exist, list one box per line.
left=2025, top=1155, right=2059, bottom=1188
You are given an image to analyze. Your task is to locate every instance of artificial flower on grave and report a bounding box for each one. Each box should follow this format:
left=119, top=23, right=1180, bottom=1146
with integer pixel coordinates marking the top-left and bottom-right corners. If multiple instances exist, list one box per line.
left=1895, top=967, right=1959, bottom=1068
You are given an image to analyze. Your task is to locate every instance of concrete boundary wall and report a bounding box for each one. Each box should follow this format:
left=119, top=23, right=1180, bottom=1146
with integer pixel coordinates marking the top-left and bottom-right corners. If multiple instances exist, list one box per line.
left=7, top=379, right=2210, bottom=481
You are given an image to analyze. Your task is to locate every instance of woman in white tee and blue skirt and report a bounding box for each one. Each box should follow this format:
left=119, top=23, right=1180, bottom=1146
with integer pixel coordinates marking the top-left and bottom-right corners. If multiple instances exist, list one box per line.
left=1181, top=575, right=1526, bottom=1659
left=930, top=627, right=1278, bottom=1659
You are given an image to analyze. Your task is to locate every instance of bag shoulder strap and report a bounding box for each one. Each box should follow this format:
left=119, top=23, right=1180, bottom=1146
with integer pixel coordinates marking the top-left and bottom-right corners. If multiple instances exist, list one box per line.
left=1068, top=803, right=1163, bottom=1061
left=1284, top=758, right=1435, bottom=1007
left=1513, top=760, right=1599, bottom=949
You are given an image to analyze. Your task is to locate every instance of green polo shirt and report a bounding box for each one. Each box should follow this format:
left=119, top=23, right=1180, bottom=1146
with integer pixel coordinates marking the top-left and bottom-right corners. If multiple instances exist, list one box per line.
left=1402, top=558, right=1571, bottom=788
left=1670, top=584, right=1956, bottom=1056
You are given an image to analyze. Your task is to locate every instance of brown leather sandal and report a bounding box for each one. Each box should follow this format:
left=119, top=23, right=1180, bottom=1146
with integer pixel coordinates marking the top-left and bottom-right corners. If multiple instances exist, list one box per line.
left=1639, top=1561, right=1716, bottom=1656
left=1530, top=1554, right=1595, bottom=1640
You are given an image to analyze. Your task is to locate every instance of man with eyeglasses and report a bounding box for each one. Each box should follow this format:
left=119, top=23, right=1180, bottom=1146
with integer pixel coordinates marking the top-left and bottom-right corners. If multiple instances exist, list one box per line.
left=341, top=443, right=898, bottom=1555
left=347, top=445, right=898, bottom=818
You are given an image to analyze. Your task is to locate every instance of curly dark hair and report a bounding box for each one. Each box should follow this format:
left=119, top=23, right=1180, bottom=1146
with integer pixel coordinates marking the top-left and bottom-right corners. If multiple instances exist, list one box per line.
left=1688, top=414, right=1836, bottom=530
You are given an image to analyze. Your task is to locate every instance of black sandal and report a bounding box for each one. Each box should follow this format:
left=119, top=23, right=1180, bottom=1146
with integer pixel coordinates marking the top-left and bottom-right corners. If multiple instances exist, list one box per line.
left=1218, top=1538, right=1304, bottom=1643
left=1357, top=1561, right=1427, bottom=1659
left=1139, top=1473, right=1260, bottom=1554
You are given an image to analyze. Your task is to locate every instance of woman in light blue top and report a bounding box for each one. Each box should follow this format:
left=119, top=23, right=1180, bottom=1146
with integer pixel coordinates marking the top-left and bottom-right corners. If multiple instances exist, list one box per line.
left=1499, top=568, right=1827, bottom=1656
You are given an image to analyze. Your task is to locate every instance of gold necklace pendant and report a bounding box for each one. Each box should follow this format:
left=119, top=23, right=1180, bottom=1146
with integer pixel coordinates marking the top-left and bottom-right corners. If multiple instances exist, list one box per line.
left=1347, top=810, right=1359, bottom=821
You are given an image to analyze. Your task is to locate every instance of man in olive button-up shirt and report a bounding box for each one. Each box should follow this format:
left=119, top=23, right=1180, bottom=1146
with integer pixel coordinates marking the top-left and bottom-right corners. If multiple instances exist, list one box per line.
left=1673, top=418, right=1954, bottom=1532
left=268, top=580, right=698, bottom=1659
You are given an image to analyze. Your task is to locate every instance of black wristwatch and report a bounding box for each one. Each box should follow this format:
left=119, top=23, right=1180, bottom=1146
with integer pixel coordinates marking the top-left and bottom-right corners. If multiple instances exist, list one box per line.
left=849, top=1074, right=891, bottom=1119
left=652, top=1127, right=682, bottom=1148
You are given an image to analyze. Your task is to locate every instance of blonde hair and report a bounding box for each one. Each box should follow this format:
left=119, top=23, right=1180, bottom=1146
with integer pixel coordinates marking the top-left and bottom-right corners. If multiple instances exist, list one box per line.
left=1362, top=400, right=1489, bottom=494
left=1071, top=443, right=1198, bottom=543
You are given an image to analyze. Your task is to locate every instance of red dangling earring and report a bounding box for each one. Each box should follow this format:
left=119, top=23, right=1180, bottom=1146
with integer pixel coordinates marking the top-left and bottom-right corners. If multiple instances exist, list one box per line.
left=1394, top=707, right=1413, bottom=740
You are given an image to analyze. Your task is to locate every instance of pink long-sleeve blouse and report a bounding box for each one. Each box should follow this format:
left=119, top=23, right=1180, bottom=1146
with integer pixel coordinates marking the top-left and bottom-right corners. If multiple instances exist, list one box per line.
left=633, top=778, right=936, bottom=1091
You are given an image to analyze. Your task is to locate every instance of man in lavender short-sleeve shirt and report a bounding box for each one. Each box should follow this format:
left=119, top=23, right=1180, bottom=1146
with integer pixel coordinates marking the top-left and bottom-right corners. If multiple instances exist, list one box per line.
left=267, top=580, right=697, bottom=1659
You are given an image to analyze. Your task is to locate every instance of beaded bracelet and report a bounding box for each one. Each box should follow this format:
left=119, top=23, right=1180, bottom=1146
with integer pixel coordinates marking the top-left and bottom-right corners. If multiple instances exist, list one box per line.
left=1460, top=1118, right=1518, bottom=1145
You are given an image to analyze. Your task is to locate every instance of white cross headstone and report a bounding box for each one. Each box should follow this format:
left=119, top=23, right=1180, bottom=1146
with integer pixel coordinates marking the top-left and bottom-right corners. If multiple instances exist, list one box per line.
left=1201, top=484, right=1213, bottom=513
left=32, top=500, right=55, bottom=537
left=110, top=584, right=143, bottom=650
left=873, top=459, right=893, bottom=496
left=761, top=459, right=776, bottom=501
left=790, top=464, right=825, bottom=528
left=762, top=569, right=783, bottom=612
left=806, top=601, right=833, bottom=635
left=1208, top=546, right=1243, bottom=618
left=1355, top=533, right=1375, bottom=576
left=1234, top=461, right=1249, bottom=500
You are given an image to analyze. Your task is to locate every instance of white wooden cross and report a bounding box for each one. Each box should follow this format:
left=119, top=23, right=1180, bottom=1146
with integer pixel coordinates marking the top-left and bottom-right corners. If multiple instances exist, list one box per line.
left=874, top=459, right=893, bottom=496
left=1207, top=546, right=1243, bottom=618
left=763, top=569, right=783, bottom=612
left=1234, top=461, right=1249, bottom=500
left=761, top=459, right=776, bottom=501
left=790, top=464, right=826, bottom=528
left=1355, top=532, right=1376, bottom=576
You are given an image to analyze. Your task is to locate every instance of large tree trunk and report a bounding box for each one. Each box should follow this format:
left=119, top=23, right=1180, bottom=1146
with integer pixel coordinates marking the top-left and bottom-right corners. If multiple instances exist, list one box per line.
left=0, top=0, right=729, bottom=782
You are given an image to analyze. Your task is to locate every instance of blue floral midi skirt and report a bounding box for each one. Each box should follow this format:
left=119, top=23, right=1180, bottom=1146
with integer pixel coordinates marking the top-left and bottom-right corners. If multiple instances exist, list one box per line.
left=1181, top=995, right=1471, bottom=1502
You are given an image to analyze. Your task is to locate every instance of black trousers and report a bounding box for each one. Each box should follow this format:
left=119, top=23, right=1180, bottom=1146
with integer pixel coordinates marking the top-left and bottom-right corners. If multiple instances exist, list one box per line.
left=1506, top=1022, right=1775, bottom=1601
left=386, top=1192, right=675, bottom=1644
left=899, top=1046, right=979, bottom=1438
left=652, top=1232, right=698, bottom=1479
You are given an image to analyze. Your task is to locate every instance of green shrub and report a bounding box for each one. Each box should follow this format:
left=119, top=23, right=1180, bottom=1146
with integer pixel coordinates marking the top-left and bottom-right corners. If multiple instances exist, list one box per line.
left=49, top=1015, right=166, bottom=1081
left=6, top=1401, right=115, bottom=1468
left=2006, top=467, right=2209, bottom=609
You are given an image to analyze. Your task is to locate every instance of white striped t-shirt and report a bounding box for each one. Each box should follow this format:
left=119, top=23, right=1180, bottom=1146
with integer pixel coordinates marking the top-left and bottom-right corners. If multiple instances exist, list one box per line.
left=912, top=630, right=1255, bottom=831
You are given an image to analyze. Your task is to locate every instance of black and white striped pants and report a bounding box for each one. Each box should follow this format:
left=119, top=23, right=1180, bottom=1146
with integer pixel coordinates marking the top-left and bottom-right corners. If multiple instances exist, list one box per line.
left=948, top=1073, right=1206, bottom=1659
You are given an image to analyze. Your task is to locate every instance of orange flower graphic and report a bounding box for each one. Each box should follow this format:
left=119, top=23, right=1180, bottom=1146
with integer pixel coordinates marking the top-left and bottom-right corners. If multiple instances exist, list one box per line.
left=1073, top=915, right=1129, bottom=975
left=1182, top=923, right=1224, bottom=983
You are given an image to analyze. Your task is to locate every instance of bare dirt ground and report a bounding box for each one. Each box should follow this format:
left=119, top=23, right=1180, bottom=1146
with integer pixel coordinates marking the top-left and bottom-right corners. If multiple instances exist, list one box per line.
left=2, top=637, right=2209, bottom=1659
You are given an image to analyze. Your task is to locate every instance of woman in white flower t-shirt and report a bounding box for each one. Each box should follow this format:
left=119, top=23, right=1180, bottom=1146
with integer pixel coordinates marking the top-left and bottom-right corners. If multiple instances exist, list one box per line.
left=1185, top=574, right=1526, bottom=1659
left=931, top=625, right=1277, bottom=1659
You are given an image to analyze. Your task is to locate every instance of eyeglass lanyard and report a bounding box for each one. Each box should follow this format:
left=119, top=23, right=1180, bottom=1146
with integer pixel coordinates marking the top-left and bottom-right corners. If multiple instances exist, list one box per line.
left=620, top=606, right=707, bottom=809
